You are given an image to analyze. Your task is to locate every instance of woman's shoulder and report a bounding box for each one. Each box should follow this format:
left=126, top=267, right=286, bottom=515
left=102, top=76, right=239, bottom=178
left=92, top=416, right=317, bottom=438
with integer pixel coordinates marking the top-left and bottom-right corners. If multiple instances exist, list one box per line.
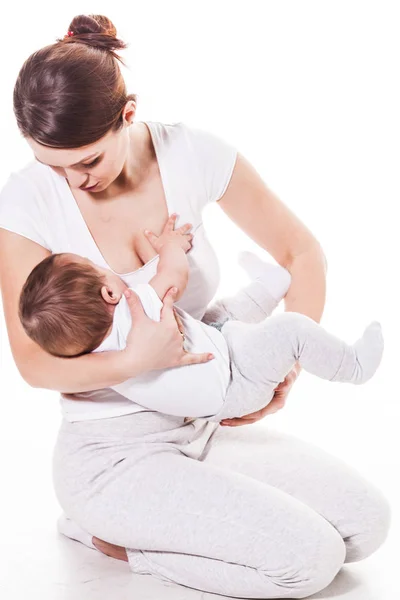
left=150, top=120, right=237, bottom=169
left=1, top=159, right=57, bottom=198
left=147, top=120, right=235, bottom=153
left=151, top=120, right=237, bottom=204
left=0, top=160, right=57, bottom=250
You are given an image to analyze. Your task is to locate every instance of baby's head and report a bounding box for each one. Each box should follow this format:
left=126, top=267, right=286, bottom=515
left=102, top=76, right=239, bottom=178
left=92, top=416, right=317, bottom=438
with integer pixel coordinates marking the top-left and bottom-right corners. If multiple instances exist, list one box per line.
left=19, top=253, right=128, bottom=358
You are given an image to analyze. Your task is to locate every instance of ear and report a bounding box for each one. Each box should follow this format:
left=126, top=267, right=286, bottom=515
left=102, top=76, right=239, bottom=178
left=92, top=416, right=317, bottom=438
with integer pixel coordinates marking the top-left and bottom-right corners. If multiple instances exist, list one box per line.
left=100, top=285, right=120, bottom=305
left=122, top=100, right=136, bottom=127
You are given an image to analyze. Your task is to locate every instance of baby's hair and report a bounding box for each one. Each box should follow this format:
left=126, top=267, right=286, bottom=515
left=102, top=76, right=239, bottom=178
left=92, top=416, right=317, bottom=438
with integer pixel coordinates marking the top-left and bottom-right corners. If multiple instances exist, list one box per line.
left=19, top=254, right=113, bottom=357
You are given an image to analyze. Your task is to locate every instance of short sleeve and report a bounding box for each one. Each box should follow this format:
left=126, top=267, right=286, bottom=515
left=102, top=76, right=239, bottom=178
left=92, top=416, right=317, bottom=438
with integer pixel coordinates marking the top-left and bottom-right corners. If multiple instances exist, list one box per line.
left=183, top=124, right=238, bottom=204
left=0, top=172, right=51, bottom=250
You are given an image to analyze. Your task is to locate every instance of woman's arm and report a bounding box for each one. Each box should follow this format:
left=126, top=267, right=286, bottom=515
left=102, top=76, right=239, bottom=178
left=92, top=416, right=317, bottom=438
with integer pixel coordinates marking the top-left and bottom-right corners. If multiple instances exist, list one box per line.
left=0, top=230, right=214, bottom=395
left=216, top=153, right=328, bottom=324
left=214, top=153, right=327, bottom=427
left=0, top=230, right=140, bottom=393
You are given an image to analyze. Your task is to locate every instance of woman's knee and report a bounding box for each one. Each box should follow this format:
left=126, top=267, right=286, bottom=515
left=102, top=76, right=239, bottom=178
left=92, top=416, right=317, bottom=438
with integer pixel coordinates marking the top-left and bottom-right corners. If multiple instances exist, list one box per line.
left=263, top=523, right=346, bottom=598
left=299, top=533, right=346, bottom=597
left=344, top=484, right=391, bottom=563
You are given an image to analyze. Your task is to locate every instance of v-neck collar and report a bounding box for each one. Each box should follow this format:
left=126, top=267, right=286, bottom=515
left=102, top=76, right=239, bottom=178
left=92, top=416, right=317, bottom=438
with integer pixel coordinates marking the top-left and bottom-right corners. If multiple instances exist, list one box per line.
left=55, top=120, right=173, bottom=277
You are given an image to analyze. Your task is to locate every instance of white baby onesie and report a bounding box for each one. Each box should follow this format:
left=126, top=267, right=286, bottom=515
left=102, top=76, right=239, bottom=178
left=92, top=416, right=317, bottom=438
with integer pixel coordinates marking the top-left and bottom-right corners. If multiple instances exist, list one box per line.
left=93, top=283, right=231, bottom=418
left=98, top=283, right=384, bottom=425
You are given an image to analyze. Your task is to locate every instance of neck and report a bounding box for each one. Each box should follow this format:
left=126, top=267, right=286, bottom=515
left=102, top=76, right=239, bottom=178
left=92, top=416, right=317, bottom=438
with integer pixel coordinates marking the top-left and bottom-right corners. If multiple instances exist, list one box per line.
left=103, top=122, right=153, bottom=199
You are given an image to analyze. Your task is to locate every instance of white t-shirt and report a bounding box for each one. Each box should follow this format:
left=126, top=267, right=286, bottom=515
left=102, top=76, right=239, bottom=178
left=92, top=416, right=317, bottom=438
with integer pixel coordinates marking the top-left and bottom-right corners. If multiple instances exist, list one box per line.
left=94, top=282, right=230, bottom=419
left=0, top=121, right=237, bottom=422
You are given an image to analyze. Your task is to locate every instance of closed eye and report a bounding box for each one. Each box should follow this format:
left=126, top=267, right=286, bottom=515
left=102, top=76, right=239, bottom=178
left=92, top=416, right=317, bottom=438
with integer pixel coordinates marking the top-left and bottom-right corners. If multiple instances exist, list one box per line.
left=83, top=157, right=101, bottom=168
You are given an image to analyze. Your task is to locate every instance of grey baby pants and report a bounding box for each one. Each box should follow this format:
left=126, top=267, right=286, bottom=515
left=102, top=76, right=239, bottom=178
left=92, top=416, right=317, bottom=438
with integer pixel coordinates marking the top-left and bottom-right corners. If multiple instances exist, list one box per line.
left=202, top=281, right=384, bottom=422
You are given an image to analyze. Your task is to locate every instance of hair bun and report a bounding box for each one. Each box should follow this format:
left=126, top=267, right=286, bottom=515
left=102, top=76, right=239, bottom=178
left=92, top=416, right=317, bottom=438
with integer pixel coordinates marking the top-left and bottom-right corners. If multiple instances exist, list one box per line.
left=58, top=14, right=127, bottom=57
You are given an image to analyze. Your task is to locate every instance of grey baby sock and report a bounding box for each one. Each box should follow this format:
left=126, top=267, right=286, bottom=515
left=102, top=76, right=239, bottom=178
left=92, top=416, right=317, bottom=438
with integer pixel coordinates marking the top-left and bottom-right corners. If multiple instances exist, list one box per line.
left=331, top=321, right=384, bottom=384
left=202, top=252, right=292, bottom=327
left=237, top=250, right=292, bottom=302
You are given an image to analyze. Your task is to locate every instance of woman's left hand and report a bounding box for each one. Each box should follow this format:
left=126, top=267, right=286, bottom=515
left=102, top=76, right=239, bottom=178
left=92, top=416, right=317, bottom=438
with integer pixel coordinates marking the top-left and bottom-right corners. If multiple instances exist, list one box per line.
left=219, top=363, right=301, bottom=427
left=173, top=308, right=185, bottom=335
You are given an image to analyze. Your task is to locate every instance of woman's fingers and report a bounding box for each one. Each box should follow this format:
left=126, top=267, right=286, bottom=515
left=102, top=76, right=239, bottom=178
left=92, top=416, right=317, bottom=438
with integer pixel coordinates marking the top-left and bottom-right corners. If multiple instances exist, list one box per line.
left=160, top=286, right=179, bottom=318
left=123, top=288, right=148, bottom=318
left=220, top=369, right=297, bottom=426
left=173, top=309, right=185, bottom=332
left=179, top=351, right=215, bottom=366
left=162, top=288, right=214, bottom=365
left=160, top=287, right=191, bottom=330
left=220, top=395, right=285, bottom=426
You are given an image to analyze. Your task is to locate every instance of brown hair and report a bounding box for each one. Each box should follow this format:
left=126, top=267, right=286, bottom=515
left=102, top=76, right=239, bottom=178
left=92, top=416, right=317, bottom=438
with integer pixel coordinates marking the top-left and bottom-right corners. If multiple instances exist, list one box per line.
left=13, top=14, right=137, bottom=148
left=19, top=254, right=113, bottom=357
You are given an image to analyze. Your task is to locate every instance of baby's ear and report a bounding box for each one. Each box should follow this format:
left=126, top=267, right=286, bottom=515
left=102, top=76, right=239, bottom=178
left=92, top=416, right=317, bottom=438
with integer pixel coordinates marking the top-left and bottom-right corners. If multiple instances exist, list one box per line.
left=100, top=285, right=119, bottom=304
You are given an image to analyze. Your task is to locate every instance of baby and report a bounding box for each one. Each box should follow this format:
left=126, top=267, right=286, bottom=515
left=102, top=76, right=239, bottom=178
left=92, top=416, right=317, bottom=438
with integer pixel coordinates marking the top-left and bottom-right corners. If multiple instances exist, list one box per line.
left=19, top=217, right=384, bottom=422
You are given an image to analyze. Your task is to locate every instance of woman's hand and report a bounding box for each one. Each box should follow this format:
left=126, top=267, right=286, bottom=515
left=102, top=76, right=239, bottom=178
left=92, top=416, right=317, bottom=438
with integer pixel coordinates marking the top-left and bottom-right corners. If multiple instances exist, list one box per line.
left=172, top=308, right=185, bottom=335
left=144, top=214, right=193, bottom=254
left=120, top=286, right=214, bottom=378
left=220, top=364, right=301, bottom=427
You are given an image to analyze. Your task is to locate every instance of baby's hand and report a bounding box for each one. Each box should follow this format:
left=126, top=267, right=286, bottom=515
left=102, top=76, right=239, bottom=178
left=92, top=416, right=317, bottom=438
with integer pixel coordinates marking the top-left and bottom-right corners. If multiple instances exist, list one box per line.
left=144, top=214, right=193, bottom=254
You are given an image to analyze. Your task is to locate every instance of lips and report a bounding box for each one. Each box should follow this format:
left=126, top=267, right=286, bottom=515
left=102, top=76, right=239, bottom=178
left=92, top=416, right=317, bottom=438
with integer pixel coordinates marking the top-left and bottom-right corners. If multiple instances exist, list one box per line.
left=82, top=182, right=98, bottom=191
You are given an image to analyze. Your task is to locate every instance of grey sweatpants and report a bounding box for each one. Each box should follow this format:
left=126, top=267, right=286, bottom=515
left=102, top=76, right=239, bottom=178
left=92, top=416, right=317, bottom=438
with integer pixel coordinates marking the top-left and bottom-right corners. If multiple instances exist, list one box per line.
left=51, top=281, right=390, bottom=598
left=52, top=411, right=391, bottom=598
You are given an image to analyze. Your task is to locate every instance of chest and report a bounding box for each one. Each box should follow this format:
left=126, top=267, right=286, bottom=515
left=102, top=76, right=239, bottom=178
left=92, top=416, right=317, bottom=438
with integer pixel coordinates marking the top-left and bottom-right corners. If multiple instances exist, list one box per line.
left=52, top=156, right=221, bottom=319
left=75, top=176, right=169, bottom=274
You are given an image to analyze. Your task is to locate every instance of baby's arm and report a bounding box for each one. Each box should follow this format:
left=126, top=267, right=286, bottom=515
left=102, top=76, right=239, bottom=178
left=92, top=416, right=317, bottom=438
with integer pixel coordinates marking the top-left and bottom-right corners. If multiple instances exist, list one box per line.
left=144, top=214, right=193, bottom=303
left=148, top=240, right=189, bottom=303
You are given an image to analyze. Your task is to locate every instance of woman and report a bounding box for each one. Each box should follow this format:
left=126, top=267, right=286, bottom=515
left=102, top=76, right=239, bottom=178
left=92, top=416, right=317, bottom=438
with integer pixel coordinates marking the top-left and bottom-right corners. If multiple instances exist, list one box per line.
left=0, top=14, right=390, bottom=599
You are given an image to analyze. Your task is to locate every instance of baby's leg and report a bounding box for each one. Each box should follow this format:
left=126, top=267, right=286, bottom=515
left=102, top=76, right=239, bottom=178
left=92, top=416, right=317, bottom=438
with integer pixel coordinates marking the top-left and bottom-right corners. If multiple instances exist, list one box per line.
left=202, top=251, right=292, bottom=328
left=206, top=313, right=384, bottom=422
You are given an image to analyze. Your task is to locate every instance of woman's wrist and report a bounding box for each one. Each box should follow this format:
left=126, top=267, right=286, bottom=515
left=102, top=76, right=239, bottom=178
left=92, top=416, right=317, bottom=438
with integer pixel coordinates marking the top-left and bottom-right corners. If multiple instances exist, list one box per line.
left=116, top=348, right=147, bottom=382
left=45, top=349, right=146, bottom=395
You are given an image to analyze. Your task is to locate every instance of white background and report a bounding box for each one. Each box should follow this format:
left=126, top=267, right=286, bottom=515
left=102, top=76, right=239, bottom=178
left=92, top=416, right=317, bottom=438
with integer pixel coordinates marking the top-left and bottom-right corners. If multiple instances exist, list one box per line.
left=0, top=2, right=399, bottom=598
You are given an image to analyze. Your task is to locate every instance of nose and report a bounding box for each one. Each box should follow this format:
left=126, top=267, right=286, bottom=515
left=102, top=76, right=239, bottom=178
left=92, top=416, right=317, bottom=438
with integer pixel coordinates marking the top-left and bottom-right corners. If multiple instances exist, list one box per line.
left=64, top=168, right=88, bottom=189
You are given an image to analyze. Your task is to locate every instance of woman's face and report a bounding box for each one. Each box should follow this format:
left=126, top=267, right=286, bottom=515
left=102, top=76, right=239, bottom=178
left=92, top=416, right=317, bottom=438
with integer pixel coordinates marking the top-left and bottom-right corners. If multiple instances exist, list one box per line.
left=26, top=116, right=133, bottom=193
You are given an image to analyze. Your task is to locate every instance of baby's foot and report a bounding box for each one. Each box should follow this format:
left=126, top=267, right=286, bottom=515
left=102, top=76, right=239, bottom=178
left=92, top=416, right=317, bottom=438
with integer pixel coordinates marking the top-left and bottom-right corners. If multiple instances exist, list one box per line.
left=352, top=321, right=384, bottom=384
left=238, top=250, right=292, bottom=302
left=332, top=321, right=384, bottom=384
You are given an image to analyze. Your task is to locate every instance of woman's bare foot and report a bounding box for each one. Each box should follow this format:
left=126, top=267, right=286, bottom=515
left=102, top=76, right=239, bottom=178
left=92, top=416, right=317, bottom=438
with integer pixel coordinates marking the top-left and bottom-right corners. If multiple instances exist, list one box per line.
left=92, top=536, right=129, bottom=562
